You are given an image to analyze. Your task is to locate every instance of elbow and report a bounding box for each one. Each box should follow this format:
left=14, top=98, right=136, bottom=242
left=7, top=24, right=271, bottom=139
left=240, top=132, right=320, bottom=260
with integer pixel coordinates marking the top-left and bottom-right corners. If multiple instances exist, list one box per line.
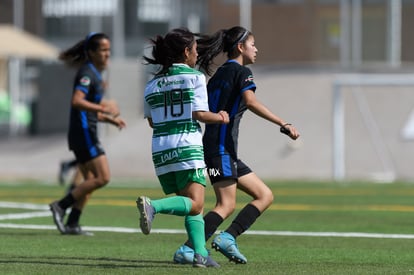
left=71, top=98, right=82, bottom=109
left=245, top=101, right=254, bottom=110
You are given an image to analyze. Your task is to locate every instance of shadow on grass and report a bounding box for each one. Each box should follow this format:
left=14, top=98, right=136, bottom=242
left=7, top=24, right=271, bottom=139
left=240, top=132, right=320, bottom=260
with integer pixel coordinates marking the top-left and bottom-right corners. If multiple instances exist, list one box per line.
left=0, top=256, right=185, bottom=269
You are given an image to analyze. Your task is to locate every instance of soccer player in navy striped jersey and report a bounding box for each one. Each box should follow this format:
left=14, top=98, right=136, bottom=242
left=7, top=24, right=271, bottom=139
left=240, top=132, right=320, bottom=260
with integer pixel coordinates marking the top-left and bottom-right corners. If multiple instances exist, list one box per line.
left=173, top=26, right=300, bottom=264
left=49, top=33, right=126, bottom=236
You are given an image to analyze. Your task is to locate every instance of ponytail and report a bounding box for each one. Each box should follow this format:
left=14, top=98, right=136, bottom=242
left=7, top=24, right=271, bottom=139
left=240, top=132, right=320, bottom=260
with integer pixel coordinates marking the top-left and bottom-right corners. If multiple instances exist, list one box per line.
left=59, top=32, right=109, bottom=67
left=196, top=30, right=226, bottom=75
left=197, top=26, right=251, bottom=75
left=143, top=28, right=196, bottom=75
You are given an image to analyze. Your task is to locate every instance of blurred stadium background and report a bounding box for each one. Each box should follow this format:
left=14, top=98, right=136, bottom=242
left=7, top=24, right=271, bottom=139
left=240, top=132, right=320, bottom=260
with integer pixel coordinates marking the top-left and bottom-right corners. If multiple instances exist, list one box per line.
left=0, top=0, right=414, bottom=182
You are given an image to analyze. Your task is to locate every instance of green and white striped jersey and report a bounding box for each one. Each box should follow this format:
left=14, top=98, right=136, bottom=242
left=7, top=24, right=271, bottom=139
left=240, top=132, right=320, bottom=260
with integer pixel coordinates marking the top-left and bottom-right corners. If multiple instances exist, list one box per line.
left=144, top=64, right=209, bottom=176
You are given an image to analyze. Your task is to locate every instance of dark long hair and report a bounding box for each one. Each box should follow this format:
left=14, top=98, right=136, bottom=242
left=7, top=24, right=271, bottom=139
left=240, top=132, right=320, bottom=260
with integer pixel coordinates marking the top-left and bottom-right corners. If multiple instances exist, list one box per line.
left=59, top=32, right=109, bottom=67
left=143, top=28, right=196, bottom=75
left=197, top=26, right=251, bottom=75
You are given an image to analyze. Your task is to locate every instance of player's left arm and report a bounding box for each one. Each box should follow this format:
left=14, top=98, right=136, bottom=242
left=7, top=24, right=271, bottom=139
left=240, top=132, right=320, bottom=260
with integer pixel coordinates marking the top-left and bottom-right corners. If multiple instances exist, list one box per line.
left=100, top=99, right=120, bottom=117
left=97, top=100, right=125, bottom=129
left=243, top=89, right=300, bottom=140
left=98, top=112, right=126, bottom=129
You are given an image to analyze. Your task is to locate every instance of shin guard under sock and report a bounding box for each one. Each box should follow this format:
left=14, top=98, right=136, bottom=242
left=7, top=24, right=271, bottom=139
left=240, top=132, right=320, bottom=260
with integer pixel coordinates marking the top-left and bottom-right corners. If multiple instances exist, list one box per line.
left=226, top=204, right=261, bottom=238
left=58, top=193, right=75, bottom=210
left=184, top=211, right=224, bottom=248
left=185, top=214, right=208, bottom=257
left=151, top=196, right=192, bottom=216
left=66, top=207, right=81, bottom=226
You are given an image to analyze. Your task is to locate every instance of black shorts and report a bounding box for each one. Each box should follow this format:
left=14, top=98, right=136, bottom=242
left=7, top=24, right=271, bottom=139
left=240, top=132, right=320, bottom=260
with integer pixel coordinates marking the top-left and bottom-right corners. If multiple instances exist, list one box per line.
left=71, top=143, right=105, bottom=164
left=205, top=155, right=252, bottom=184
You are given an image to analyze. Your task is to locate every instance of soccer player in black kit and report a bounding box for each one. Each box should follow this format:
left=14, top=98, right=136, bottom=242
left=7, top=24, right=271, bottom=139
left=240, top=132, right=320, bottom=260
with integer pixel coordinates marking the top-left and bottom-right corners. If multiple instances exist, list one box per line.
left=173, top=26, right=300, bottom=264
left=49, top=32, right=126, bottom=235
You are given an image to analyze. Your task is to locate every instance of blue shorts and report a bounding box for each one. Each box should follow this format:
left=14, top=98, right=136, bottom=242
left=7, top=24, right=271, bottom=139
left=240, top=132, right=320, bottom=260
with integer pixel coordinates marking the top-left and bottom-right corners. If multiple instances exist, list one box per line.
left=205, top=155, right=252, bottom=184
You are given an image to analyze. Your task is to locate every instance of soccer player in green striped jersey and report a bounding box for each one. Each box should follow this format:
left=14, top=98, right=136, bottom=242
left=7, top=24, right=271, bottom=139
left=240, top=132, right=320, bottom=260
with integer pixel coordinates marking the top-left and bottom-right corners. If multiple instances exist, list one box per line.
left=136, top=28, right=229, bottom=268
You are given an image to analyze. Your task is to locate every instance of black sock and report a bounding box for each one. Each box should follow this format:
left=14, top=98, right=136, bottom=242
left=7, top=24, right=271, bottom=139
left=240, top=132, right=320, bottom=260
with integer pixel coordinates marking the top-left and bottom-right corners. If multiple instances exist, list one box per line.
left=204, top=211, right=224, bottom=241
left=66, top=207, right=81, bottom=227
left=68, top=159, right=78, bottom=168
left=184, top=211, right=223, bottom=248
left=58, top=193, right=75, bottom=210
left=226, top=204, right=261, bottom=238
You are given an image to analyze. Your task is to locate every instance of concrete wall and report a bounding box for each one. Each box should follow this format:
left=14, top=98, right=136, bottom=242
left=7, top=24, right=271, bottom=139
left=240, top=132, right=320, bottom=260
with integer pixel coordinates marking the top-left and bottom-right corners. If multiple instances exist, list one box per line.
left=5, top=61, right=414, bottom=182
left=237, top=67, right=414, bottom=182
left=108, top=63, right=414, bottom=182
left=34, top=59, right=143, bottom=135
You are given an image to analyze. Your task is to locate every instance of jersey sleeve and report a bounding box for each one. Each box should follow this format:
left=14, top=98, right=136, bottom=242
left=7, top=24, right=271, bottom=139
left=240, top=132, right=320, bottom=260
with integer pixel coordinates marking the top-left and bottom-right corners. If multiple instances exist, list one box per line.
left=74, top=71, right=93, bottom=95
left=239, top=67, right=256, bottom=94
left=192, top=73, right=209, bottom=112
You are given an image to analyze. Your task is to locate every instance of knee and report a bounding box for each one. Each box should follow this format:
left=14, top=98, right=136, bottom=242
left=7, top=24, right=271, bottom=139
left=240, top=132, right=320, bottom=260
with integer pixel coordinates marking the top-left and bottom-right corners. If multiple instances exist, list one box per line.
left=95, top=176, right=110, bottom=188
left=190, top=201, right=204, bottom=215
left=255, top=187, right=274, bottom=208
left=263, top=189, right=274, bottom=207
left=214, top=201, right=236, bottom=218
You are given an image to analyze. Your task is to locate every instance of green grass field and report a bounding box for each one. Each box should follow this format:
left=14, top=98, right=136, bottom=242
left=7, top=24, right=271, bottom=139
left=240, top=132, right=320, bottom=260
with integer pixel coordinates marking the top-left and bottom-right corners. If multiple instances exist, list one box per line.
left=1, top=179, right=414, bottom=274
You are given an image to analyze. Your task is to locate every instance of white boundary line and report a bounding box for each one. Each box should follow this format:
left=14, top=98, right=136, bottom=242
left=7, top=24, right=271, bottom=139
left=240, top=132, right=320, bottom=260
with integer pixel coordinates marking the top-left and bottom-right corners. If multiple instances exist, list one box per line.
left=1, top=223, right=414, bottom=239
left=0, top=211, right=51, bottom=220
left=0, top=201, right=49, bottom=210
left=2, top=201, right=414, bottom=239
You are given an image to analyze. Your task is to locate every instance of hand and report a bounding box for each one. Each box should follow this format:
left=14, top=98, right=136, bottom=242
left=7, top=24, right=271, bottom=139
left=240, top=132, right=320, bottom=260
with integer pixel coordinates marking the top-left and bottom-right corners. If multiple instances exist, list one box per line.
left=218, top=110, right=230, bottom=124
left=280, top=124, right=300, bottom=140
left=115, top=117, right=127, bottom=130
left=101, top=99, right=120, bottom=117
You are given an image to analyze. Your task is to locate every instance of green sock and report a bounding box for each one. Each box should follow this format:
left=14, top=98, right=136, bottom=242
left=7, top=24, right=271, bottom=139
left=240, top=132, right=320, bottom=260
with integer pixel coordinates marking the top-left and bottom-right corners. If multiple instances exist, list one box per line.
left=185, top=214, right=208, bottom=257
left=151, top=196, right=192, bottom=216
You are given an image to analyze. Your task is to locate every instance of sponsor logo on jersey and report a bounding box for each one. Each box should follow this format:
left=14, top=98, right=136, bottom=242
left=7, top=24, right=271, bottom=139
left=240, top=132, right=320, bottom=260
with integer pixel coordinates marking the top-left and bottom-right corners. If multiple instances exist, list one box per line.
left=80, top=76, right=91, bottom=86
left=160, top=149, right=181, bottom=163
left=157, top=78, right=185, bottom=88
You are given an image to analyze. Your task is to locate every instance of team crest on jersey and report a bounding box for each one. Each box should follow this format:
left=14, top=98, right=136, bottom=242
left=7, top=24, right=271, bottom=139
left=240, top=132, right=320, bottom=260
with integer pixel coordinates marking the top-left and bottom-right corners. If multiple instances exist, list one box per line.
left=80, top=76, right=91, bottom=86
left=245, top=75, right=254, bottom=82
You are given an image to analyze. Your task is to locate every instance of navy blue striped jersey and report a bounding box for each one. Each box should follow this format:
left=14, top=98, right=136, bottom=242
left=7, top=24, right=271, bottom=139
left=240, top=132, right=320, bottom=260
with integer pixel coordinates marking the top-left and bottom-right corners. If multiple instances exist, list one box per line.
left=68, top=62, right=104, bottom=150
left=203, top=60, right=256, bottom=158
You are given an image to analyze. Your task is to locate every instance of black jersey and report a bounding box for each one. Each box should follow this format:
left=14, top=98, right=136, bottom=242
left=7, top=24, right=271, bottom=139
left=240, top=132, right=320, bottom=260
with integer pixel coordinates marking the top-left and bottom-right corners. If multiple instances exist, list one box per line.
left=203, top=60, right=256, bottom=158
left=68, top=62, right=104, bottom=155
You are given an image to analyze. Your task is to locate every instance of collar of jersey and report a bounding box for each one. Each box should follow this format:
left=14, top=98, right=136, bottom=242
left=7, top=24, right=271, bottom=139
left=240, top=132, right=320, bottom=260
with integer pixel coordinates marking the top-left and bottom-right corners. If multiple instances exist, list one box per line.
left=172, top=63, right=190, bottom=68
left=87, top=62, right=102, bottom=82
left=226, top=59, right=240, bottom=65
